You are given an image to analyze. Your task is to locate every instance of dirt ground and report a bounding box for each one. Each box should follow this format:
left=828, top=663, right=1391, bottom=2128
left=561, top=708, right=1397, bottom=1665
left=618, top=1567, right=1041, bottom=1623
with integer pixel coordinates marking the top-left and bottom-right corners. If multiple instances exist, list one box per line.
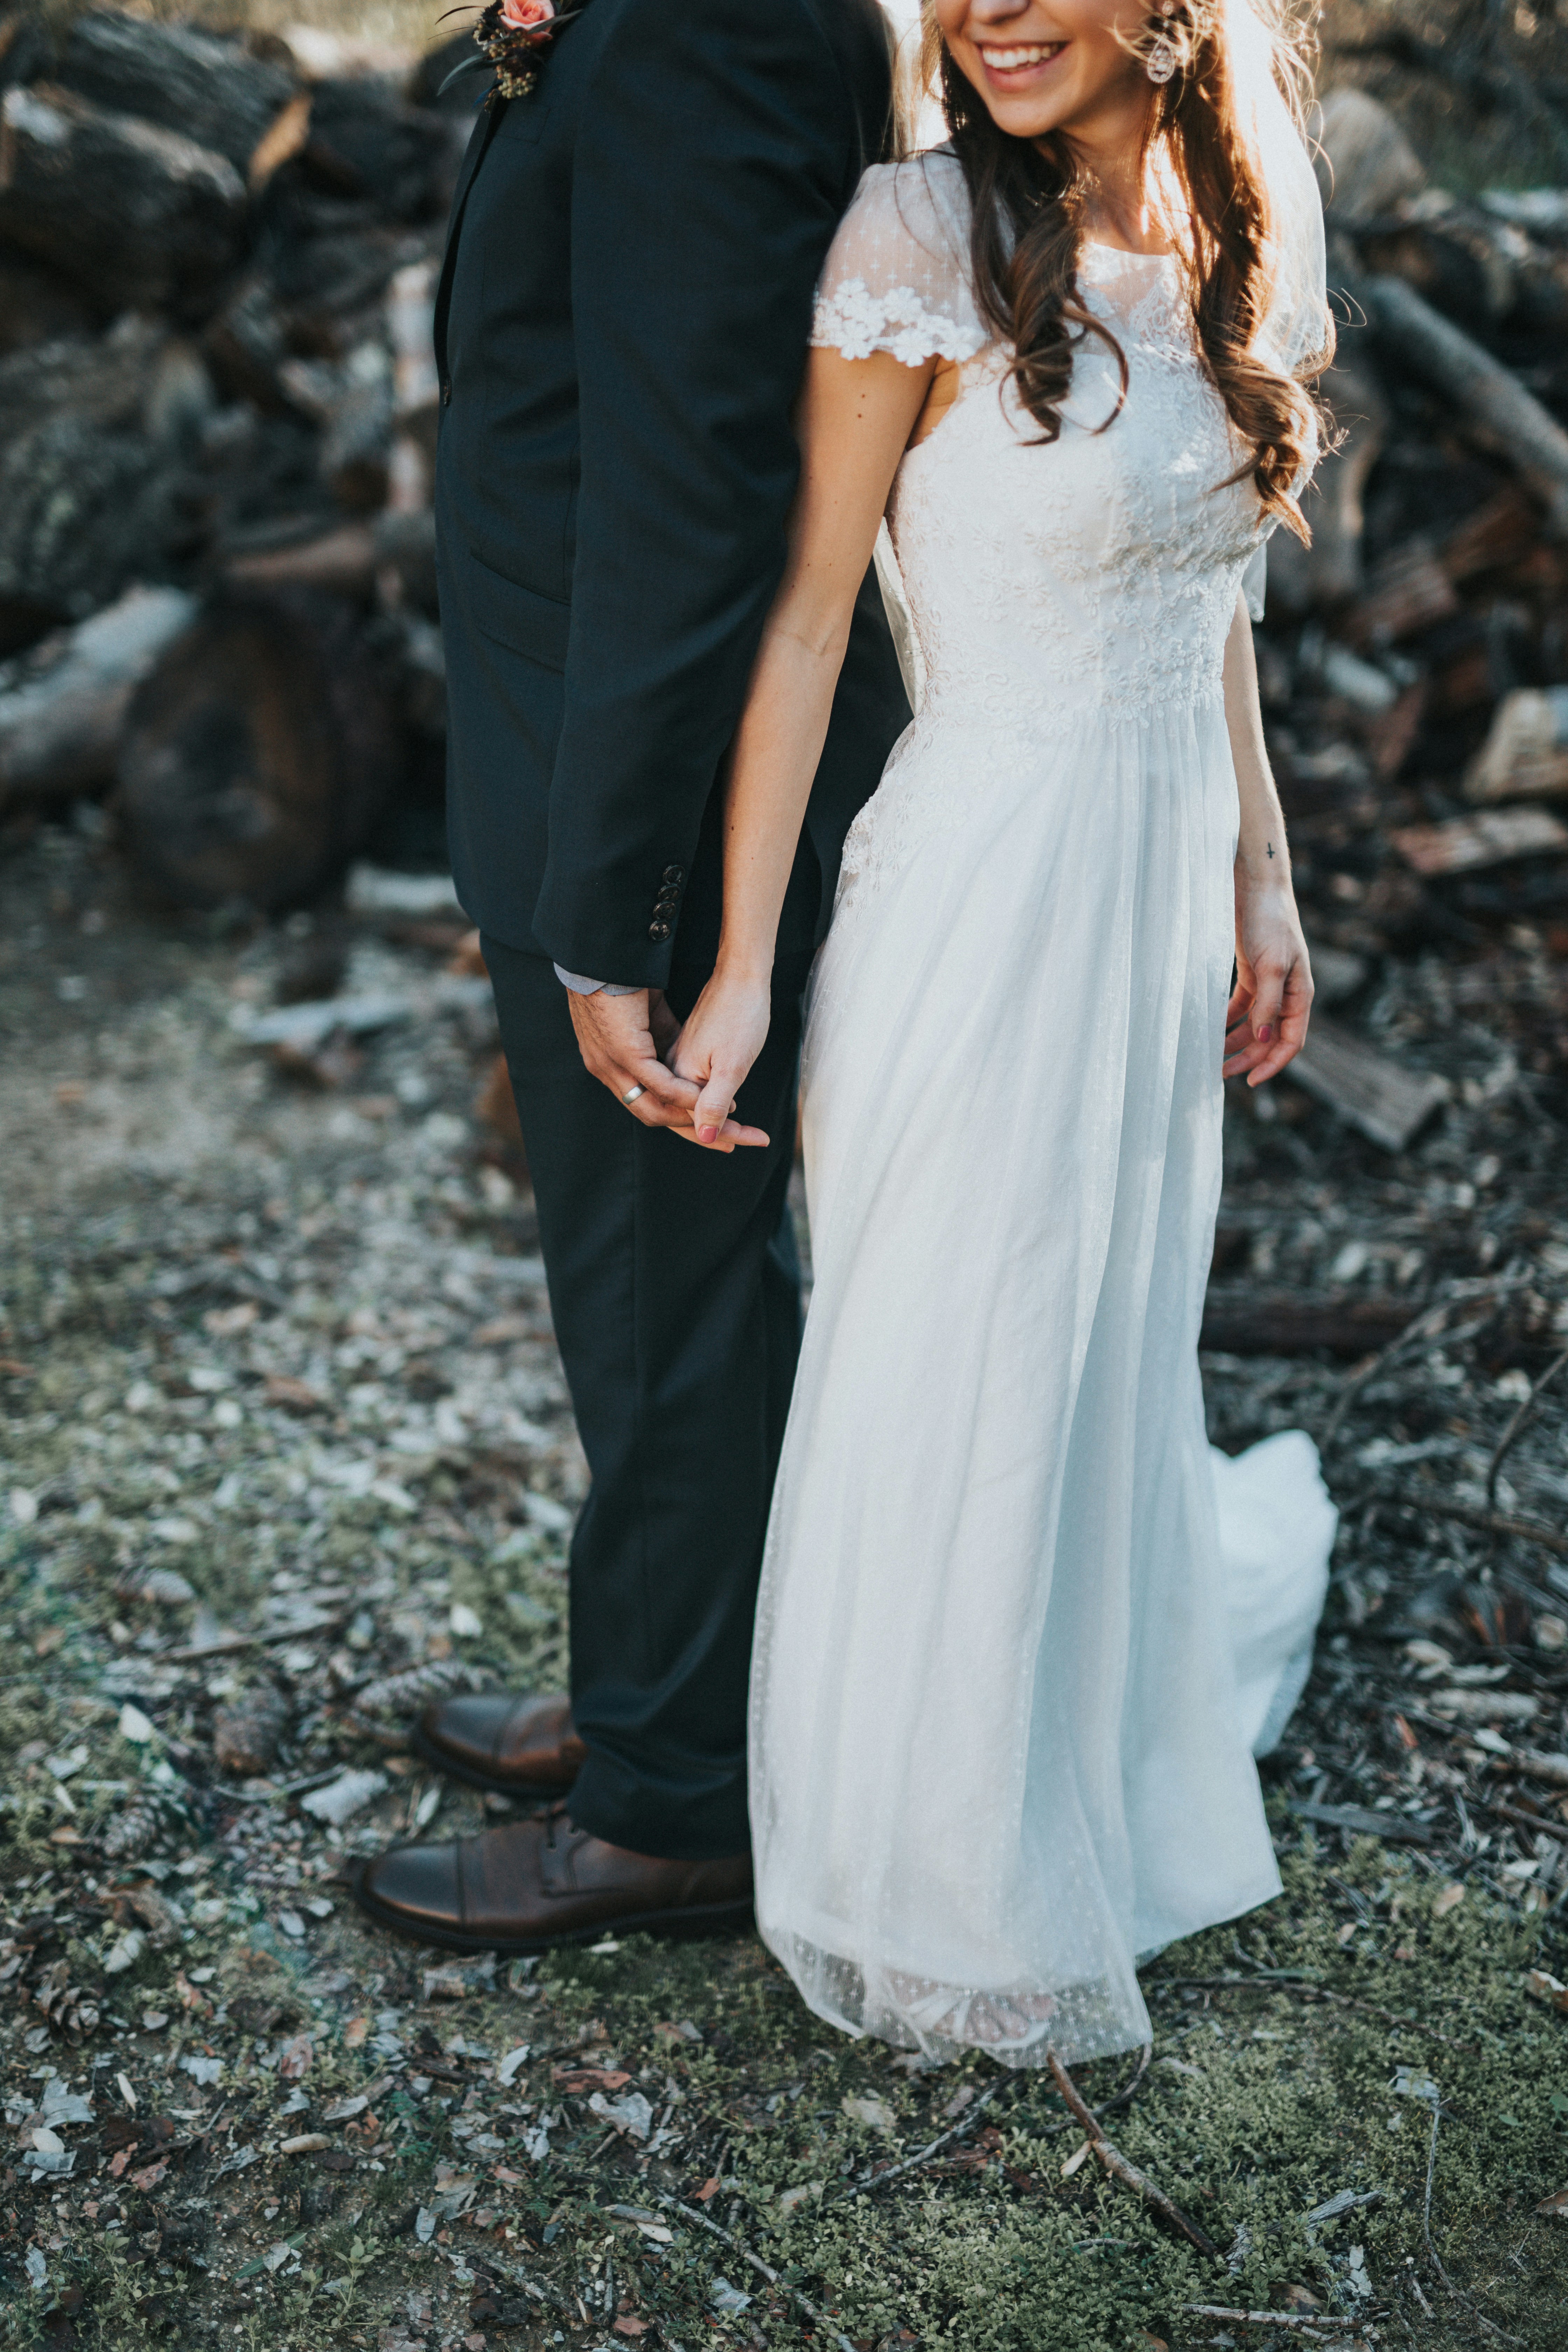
left=1, top=813, right=1567, bottom=2352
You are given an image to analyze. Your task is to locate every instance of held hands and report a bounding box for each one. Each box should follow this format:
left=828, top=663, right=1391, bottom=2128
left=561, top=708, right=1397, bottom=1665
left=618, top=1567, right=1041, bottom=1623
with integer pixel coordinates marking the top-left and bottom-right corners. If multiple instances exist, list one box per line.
left=668, top=967, right=774, bottom=1149
left=568, top=986, right=768, bottom=1152
left=1224, top=880, right=1314, bottom=1087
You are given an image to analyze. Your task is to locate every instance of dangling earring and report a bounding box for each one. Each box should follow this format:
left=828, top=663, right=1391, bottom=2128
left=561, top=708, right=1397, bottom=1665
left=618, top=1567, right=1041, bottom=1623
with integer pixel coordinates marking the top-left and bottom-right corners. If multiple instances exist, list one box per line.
left=1146, top=2, right=1178, bottom=85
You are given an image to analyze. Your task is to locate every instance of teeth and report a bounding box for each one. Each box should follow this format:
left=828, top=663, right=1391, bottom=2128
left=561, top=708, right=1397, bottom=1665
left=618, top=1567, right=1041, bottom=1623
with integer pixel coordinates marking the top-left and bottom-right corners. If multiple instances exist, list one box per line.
left=981, top=43, right=1062, bottom=70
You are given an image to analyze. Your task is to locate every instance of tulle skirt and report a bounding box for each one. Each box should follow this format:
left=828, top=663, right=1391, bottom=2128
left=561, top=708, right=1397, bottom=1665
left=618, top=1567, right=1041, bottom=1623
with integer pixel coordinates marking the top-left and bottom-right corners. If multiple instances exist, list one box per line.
left=748, top=695, right=1336, bottom=2066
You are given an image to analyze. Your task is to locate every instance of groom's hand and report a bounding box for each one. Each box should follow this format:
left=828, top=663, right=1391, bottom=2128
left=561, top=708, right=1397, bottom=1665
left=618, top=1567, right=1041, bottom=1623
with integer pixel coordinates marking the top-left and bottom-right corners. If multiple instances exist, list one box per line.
left=568, top=988, right=767, bottom=1152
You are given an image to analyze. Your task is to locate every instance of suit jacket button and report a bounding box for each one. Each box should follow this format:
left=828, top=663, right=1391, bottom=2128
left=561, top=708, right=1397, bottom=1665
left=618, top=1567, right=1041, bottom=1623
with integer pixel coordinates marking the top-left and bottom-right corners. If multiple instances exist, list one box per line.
left=662, top=865, right=683, bottom=884
left=649, top=920, right=672, bottom=941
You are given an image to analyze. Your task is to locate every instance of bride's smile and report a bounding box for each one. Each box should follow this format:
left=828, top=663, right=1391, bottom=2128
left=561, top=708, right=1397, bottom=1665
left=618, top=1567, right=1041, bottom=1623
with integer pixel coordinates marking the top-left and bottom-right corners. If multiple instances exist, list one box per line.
left=937, top=1, right=1156, bottom=145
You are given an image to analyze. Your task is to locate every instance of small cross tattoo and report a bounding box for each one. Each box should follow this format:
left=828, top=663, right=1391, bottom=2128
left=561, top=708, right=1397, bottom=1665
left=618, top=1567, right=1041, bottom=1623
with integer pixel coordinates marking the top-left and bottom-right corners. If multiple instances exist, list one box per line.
left=1266, top=841, right=1276, bottom=860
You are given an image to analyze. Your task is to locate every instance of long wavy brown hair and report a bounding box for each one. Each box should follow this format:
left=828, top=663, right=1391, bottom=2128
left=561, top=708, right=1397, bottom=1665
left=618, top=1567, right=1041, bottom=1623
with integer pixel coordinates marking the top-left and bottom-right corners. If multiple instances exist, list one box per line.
left=921, top=0, right=1332, bottom=541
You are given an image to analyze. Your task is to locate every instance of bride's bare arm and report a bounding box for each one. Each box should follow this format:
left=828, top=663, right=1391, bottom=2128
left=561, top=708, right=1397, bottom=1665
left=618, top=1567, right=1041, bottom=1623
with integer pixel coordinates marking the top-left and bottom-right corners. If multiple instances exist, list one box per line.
left=1221, top=588, right=1314, bottom=1086
left=670, top=346, right=931, bottom=1146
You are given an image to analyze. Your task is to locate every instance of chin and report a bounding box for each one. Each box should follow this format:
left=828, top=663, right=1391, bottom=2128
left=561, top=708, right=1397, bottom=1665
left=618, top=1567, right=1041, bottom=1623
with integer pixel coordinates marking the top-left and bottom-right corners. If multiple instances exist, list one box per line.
left=984, top=91, right=1076, bottom=138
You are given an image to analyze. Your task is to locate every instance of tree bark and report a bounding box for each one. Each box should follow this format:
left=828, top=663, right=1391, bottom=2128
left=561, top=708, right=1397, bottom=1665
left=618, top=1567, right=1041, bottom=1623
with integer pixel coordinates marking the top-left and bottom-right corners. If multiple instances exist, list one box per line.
left=52, top=10, right=299, bottom=177
left=0, top=82, right=247, bottom=318
left=1366, top=271, right=1568, bottom=535
left=1267, top=356, right=1390, bottom=614
left=1200, top=1294, right=1420, bottom=1360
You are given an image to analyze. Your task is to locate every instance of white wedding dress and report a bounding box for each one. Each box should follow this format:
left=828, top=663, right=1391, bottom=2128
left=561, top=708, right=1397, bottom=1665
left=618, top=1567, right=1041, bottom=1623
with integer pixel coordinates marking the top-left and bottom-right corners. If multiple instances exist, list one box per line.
left=747, top=147, right=1338, bottom=2069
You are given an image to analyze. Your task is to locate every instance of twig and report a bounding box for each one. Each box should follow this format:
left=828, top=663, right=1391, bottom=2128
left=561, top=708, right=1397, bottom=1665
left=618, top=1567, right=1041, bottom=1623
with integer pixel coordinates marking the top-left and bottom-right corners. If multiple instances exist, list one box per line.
left=1152, top=1973, right=1478, bottom=2052
left=1183, top=2308, right=1337, bottom=2337
left=1376, top=1489, right=1568, bottom=1559
left=646, top=2187, right=856, bottom=2352
left=845, top=2079, right=1004, bottom=2198
left=1045, top=2048, right=1219, bottom=2259
left=546, top=2156, right=855, bottom=2351
left=1422, top=2102, right=1526, bottom=2346
left=1479, top=1794, right=1568, bottom=1847
left=1100, top=2038, right=1153, bottom=2117
left=846, top=2039, right=1152, bottom=2200
left=1487, top=1346, right=1568, bottom=1509
left=1320, top=1277, right=1528, bottom=1449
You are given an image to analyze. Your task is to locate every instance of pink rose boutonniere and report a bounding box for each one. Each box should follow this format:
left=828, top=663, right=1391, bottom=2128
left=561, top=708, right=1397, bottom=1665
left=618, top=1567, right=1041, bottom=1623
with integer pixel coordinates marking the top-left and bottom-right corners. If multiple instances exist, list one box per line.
left=441, top=0, right=589, bottom=105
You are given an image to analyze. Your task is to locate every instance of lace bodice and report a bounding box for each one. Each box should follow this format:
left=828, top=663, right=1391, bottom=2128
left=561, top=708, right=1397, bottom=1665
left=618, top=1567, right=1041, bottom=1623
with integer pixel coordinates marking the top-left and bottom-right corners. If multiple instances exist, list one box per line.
left=810, top=151, right=1318, bottom=895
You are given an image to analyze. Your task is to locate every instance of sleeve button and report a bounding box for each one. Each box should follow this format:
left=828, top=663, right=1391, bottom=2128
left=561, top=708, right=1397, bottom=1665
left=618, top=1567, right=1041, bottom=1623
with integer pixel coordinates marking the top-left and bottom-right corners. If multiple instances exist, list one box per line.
left=649, top=920, right=672, bottom=941
left=661, top=865, right=684, bottom=884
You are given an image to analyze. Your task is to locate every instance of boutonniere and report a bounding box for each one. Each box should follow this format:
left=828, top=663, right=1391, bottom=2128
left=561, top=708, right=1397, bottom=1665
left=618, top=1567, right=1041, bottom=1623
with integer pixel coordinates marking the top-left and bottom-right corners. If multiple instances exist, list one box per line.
left=440, top=0, right=587, bottom=106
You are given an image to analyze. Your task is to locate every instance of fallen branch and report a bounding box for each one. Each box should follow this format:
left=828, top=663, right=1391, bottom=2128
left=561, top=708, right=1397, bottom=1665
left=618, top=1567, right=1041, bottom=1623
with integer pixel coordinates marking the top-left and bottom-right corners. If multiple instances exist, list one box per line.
left=1045, top=2048, right=1219, bottom=2259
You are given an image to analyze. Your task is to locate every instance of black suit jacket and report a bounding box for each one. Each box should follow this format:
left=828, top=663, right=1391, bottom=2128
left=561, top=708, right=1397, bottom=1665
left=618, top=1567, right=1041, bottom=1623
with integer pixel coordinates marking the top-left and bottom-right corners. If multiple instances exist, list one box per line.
left=434, top=0, right=911, bottom=982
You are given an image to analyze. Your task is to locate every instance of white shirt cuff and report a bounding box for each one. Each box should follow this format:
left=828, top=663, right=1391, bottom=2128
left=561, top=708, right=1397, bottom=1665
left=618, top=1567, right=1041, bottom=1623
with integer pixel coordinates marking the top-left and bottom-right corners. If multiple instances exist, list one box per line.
left=554, top=966, right=638, bottom=997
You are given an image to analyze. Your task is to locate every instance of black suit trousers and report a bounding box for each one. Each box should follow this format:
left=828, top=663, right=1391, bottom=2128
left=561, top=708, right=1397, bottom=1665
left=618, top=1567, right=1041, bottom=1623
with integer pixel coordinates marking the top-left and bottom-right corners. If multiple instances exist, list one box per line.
left=483, top=940, right=812, bottom=1859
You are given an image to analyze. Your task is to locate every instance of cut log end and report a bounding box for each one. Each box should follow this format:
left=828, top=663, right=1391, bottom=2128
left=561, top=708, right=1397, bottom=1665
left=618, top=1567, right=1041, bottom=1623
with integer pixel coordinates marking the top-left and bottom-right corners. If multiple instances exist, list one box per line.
left=117, top=590, right=401, bottom=912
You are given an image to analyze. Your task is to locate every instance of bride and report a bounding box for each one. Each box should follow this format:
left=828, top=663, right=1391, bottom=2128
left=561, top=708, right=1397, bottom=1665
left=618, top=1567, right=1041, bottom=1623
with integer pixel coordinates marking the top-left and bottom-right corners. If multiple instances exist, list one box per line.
left=673, top=0, right=1339, bottom=2067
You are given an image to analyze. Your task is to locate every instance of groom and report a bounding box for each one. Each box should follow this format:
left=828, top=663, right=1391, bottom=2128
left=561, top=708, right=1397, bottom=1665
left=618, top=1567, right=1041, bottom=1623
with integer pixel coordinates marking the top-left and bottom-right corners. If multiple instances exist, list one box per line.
left=354, top=0, right=909, bottom=1951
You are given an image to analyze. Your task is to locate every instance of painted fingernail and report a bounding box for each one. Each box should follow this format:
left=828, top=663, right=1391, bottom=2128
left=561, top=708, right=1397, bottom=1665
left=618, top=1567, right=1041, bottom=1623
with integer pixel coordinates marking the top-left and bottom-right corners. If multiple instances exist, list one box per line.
left=1257, top=1025, right=1272, bottom=1041
left=699, top=1126, right=717, bottom=1143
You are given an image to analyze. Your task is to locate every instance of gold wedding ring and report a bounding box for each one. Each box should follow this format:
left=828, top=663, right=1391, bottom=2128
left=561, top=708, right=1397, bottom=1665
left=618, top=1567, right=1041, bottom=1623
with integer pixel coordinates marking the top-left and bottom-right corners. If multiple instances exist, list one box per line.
left=621, top=1084, right=647, bottom=1106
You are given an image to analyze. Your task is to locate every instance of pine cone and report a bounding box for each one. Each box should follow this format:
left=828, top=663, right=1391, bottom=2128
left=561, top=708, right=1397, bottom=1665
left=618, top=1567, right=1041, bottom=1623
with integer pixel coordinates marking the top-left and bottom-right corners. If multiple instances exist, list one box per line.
left=98, top=1797, right=161, bottom=1863
left=114, top=1567, right=196, bottom=1605
left=213, top=1684, right=289, bottom=1778
left=352, top=1659, right=494, bottom=1722
left=33, top=1959, right=100, bottom=2042
left=345, top=1658, right=496, bottom=1748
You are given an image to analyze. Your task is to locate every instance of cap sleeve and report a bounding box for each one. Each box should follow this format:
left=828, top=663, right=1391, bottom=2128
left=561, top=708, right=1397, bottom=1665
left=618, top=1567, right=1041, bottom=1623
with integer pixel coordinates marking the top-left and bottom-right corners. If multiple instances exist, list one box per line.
left=811, top=152, right=989, bottom=369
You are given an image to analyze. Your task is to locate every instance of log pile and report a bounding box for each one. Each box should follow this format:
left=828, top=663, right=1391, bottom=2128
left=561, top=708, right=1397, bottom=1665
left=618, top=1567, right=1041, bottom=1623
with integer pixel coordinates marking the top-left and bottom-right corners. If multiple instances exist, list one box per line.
left=0, top=0, right=1566, bottom=984
left=0, top=1, right=470, bottom=908
left=1267, top=78, right=1568, bottom=967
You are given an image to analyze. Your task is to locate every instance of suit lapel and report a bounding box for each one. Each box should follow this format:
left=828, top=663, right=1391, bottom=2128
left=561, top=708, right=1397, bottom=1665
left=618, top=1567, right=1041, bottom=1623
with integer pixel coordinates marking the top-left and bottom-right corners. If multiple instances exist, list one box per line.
left=433, top=95, right=509, bottom=387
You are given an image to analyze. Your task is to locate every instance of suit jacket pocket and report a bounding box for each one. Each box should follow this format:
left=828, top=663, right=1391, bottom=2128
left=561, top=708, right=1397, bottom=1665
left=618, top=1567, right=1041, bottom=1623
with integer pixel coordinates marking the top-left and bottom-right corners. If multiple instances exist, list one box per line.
left=470, top=549, right=572, bottom=673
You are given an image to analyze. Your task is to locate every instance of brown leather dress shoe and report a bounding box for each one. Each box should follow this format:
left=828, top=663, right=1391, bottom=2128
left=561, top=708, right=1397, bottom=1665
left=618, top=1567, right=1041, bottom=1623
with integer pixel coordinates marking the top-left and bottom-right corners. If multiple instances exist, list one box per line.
left=412, top=1690, right=587, bottom=1796
left=353, top=1806, right=753, bottom=1953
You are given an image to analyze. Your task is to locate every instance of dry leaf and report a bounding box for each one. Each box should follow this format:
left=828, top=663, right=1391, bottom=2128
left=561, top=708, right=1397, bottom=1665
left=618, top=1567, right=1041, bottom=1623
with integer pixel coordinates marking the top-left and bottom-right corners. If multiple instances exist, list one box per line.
left=841, top=2094, right=896, bottom=2132
left=1526, top=1968, right=1568, bottom=2012
left=554, top=2066, right=631, bottom=2094
left=278, top=2033, right=314, bottom=2080
left=1433, top=1883, right=1465, bottom=1916
left=1060, top=2138, right=1093, bottom=2178
left=1535, top=2184, right=1568, bottom=2218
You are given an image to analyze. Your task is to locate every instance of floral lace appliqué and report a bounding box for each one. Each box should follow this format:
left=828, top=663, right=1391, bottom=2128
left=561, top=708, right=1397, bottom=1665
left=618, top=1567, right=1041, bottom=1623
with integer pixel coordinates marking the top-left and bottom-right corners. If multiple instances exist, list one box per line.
left=811, top=278, right=988, bottom=370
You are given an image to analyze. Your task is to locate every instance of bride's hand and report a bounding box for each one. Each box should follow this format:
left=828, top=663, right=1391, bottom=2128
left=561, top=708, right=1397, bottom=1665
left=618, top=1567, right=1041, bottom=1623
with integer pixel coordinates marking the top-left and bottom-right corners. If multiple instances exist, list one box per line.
left=1224, top=882, right=1313, bottom=1087
left=669, top=968, right=774, bottom=1149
